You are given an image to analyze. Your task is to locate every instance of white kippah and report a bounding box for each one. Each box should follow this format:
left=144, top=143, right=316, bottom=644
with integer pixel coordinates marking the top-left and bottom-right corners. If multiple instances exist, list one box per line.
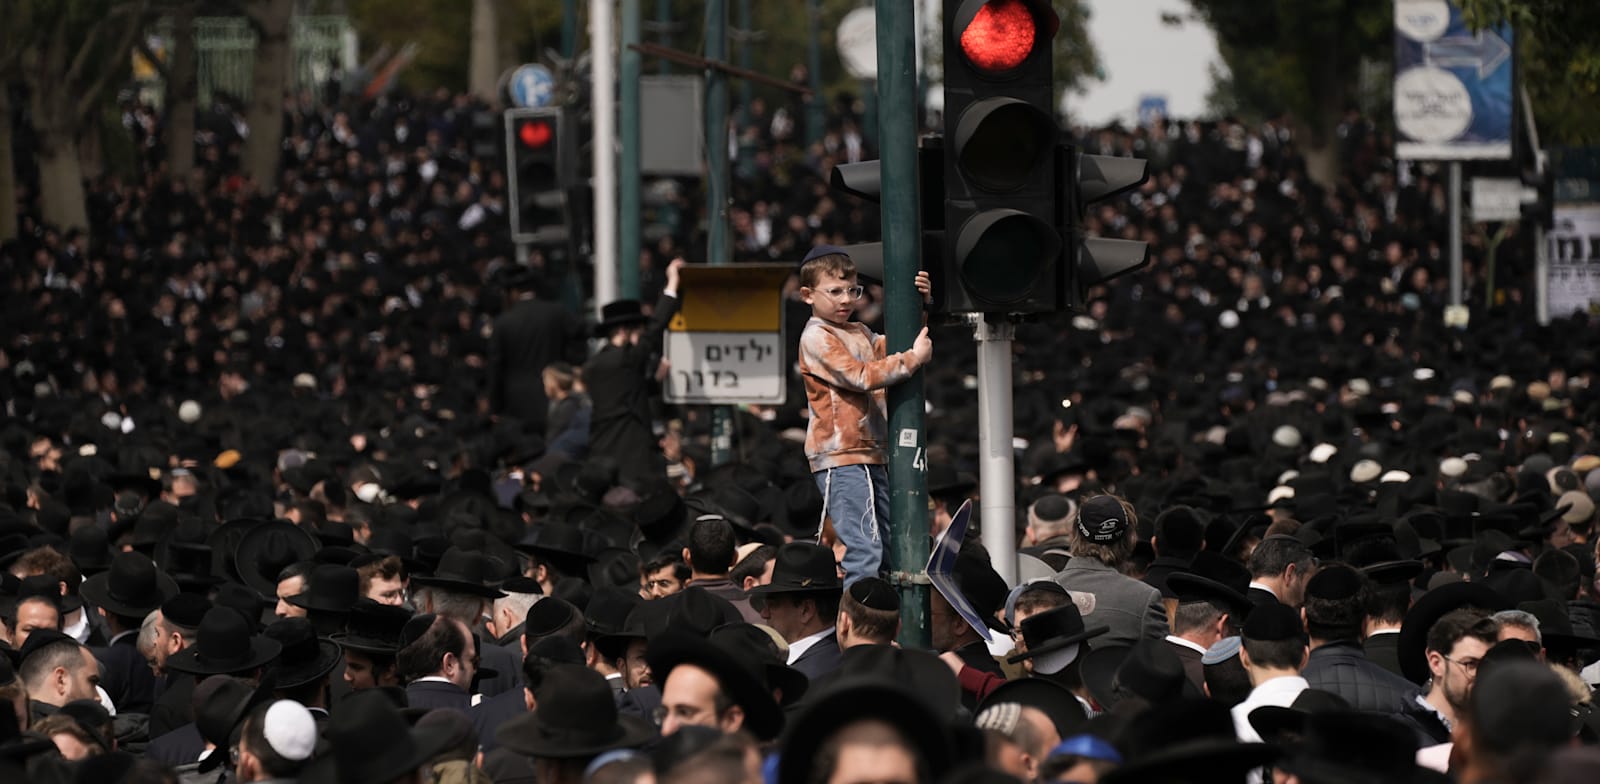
left=1272, top=425, right=1302, bottom=449
left=263, top=700, right=317, bottom=762
left=178, top=400, right=203, bottom=424
left=1309, top=443, right=1338, bottom=464
left=1268, top=486, right=1296, bottom=505
left=1439, top=457, right=1469, bottom=479
left=1350, top=459, right=1383, bottom=484
left=975, top=702, right=1023, bottom=735
left=1380, top=470, right=1412, bottom=484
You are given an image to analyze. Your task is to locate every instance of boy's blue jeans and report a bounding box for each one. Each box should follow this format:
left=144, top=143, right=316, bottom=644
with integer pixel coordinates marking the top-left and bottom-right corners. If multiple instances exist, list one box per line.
left=814, top=464, right=890, bottom=587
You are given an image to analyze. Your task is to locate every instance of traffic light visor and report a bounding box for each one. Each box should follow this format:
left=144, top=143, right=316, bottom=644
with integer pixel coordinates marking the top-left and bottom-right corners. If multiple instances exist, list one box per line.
left=957, top=0, right=1038, bottom=75
left=517, top=120, right=553, bottom=149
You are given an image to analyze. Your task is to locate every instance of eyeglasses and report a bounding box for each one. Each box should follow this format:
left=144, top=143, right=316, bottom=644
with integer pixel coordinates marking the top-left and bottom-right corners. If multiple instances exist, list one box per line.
left=1442, top=654, right=1481, bottom=673
left=814, top=285, right=865, bottom=301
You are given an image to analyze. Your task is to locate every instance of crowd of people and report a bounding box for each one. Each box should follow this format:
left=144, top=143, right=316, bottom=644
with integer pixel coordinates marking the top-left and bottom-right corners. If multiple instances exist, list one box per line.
left=0, top=50, right=1598, bottom=784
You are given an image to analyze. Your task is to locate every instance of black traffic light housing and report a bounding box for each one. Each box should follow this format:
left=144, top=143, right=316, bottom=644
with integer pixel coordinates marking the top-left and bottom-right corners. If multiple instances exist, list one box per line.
left=940, top=0, right=1062, bottom=314
left=505, top=107, right=573, bottom=246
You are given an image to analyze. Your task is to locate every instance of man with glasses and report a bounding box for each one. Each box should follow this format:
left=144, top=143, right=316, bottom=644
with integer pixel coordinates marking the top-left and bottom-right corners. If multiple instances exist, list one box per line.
left=1398, top=608, right=1500, bottom=745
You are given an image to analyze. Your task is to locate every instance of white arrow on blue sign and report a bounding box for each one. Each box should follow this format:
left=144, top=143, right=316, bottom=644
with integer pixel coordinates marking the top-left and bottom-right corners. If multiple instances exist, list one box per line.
left=510, top=64, right=555, bottom=109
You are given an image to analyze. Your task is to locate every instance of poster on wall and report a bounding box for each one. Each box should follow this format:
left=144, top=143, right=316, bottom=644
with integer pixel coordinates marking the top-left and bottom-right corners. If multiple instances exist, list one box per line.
left=1548, top=204, right=1600, bottom=318
left=1394, top=0, right=1513, bottom=160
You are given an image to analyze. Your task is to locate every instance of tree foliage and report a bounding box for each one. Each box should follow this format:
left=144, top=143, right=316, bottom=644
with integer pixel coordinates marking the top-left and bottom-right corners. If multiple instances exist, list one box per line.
left=1458, top=0, right=1600, bottom=146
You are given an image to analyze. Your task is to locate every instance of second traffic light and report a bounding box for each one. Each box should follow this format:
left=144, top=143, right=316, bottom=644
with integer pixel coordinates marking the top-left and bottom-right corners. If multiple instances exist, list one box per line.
left=941, top=0, right=1062, bottom=314
left=505, top=107, right=573, bottom=246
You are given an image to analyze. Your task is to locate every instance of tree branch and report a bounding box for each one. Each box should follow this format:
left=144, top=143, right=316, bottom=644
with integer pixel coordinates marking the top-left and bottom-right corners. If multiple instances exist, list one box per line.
left=75, top=0, right=152, bottom=120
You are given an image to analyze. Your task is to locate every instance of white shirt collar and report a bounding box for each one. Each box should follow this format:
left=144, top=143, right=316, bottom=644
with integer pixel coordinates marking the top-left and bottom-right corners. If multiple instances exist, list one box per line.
left=63, top=610, right=91, bottom=643
left=1165, top=635, right=1209, bottom=654
left=785, top=626, right=837, bottom=665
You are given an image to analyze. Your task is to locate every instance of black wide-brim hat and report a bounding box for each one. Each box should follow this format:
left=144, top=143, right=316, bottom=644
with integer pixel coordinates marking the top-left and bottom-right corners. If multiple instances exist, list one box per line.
left=233, top=520, right=319, bottom=600
left=747, top=541, right=843, bottom=597
left=592, top=299, right=649, bottom=336
left=330, top=600, right=413, bottom=655
left=1006, top=604, right=1110, bottom=664
left=496, top=664, right=658, bottom=758
left=303, top=689, right=458, bottom=784
left=1397, top=581, right=1510, bottom=685
left=977, top=677, right=1088, bottom=739
left=1169, top=571, right=1254, bottom=620
left=777, top=678, right=951, bottom=784
left=79, top=552, right=179, bottom=618
left=648, top=631, right=785, bottom=741
left=166, top=607, right=283, bottom=676
left=1099, top=738, right=1281, bottom=784
left=409, top=547, right=507, bottom=599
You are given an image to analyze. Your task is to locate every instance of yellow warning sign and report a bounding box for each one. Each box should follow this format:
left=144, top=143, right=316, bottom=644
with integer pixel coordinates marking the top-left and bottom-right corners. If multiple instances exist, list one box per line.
left=668, top=264, right=793, bottom=332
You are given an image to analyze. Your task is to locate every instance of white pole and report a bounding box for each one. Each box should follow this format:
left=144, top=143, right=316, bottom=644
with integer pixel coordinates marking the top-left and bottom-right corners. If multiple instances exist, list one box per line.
left=591, top=0, right=619, bottom=315
left=974, top=314, right=1017, bottom=586
left=1449, top=162, right=1463, bottom=307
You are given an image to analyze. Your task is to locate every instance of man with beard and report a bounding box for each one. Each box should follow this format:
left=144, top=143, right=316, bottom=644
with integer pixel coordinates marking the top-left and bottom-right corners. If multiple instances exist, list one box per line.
left=1397, top=608, right=1500, bottom=745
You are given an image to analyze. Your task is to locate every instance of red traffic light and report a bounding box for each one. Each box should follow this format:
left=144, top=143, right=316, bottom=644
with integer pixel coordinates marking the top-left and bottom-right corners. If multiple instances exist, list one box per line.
left=959, top=0, right=1037, bottom=74
left=517, top=120, right=553, bottom=149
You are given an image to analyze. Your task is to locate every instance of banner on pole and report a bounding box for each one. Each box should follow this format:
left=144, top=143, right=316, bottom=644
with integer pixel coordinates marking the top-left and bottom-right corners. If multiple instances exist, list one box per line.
left=1548, top=204, right=1600, bottom=318
left=1394, top=0, right=1513, bottom=160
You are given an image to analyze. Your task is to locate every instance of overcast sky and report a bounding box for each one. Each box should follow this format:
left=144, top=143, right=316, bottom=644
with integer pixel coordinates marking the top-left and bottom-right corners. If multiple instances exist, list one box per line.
left=1066, top=0, right=1222, bottom=125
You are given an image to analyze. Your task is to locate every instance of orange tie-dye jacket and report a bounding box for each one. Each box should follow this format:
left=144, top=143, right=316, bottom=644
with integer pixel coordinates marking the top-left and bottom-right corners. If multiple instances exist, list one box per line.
left=797, top=317, right=922, bottom=473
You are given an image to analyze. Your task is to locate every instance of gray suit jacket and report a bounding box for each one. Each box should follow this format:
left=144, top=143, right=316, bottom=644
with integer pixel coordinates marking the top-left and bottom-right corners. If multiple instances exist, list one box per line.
left=1054, top=556, right=1168, bottom=648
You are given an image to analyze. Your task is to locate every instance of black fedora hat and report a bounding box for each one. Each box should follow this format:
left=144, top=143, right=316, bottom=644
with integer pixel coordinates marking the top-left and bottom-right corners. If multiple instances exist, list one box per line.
left=1169, top=551, right=1254, bottom=620
left=584, top=588, right=642, bottom=637
left=78, top=552, right=178, bottom=618
left=1246, top=688, right=1353, bottom=746
left=409, top=547, right=507, bottom=599
left=285, top=564, right=361, bottom=614
left=67, top=525, right=113, bottom=576
left=496, top=664, right=657, bottom=757
left=264, top=617, right=342, bottom=689
left=748, top=541, right=842, bottom=596
left=777, top=679, right=951, bottom=784
left=516, top=522, right=596, bottom=571
left=592, top=300, right=649, bottom=336
left=1006, top=604, right=1109, bottom=667
left=1397, top=581, right=1509, bottom=684
left=165, top=607, right=283, bottom=676
left=234, top=521, right=319, bottom=600
left=1099, top=737, right=1282, bottom=784
left=647, top=630, right=785, bottom=740
left=330, top=599, right=413, bottom=655
left=1085, top=638, right=1202, bottom=710
left=708, top=622, right=810, bottom=708
left=315, top=689, right=457, bottom=784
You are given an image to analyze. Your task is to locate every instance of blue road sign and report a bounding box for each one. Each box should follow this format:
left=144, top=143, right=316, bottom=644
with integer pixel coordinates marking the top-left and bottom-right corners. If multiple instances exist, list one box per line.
left=510, top=64, right=556, bottom=109
left=927, top=499, right=993, bottom=642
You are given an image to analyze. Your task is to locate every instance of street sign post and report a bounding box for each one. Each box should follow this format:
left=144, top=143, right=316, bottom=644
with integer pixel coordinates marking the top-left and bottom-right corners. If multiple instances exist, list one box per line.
left=663, top=264, right=792, bottom=405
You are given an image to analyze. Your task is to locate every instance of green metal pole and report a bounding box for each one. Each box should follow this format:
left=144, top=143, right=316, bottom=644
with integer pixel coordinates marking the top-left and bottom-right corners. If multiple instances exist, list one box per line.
left=861, top=79, right=878, bottom=149
left=706, top=0, right=734, bottom=466
left=656, top=0, right=672, bottom=74
left=705, top=0, right=729, bottom=268
left=562, top=0, right=579, bottom=59
left=806, top=0, right=824, bottom=146
left=737, top=0, right=753, bottom=128
left=876, top=0, right=929, bottom=649
left=620, top=0, right=642, bottom=299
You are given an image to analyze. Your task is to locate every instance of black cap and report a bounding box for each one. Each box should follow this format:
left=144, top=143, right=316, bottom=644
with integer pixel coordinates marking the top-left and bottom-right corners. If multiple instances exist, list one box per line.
left=847, top=577, right=899, bottom=612
left=801, top=244, right=849, bottom=265
left=1242, top=603, right=1305, bottom=642
left=1075, top=496, right=1130, bottom=544
left=1304, top=565, right=1363, bottom=602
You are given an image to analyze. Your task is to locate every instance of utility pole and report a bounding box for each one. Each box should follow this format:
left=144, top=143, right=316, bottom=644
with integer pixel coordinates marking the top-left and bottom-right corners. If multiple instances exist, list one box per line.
left=736, top=0, right=754, bottom=128
left=591, top=0, right=618, bottom=315
left=806, top=0, right=825, bottom=146
left=652, top=0, right=674, bottom=74
left=562, top=0, right=579, bottom=60
left=876, top=0, right=930, bottom=649
left=620, top=0, right=642, bottom=299
left=706, top=0, right=735, bottom=466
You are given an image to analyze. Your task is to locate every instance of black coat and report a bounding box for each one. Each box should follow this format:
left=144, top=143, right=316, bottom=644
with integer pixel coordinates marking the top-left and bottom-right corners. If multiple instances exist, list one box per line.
left=150, top=673, right=195, bottom=738
left=1301, top=640, right=1416, bottom=714
left=406, top=680, right=473, bottom=713
left=1247, top=587, right=1280, bottom=608
left=145, top=723, right=205, bottom=767
left=789, top=634, right=844, bottom=681
left=1165, top=638, right=1207, bottom=691
left=1142, top=555, right=1193, bottom=599
left=475, top=640, right=522, bottom=699
left=488, top=297, right=584, bottom=432
left=583, top=293, right=679, bottom=483
left=470, top=687, right=528, bottom=753
left=93, top=631, right=160, bottom=715
left=1362, top=631, right=1404, bottom=678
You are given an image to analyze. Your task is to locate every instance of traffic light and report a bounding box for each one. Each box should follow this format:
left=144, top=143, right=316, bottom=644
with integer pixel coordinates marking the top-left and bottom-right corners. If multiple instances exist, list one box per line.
left=828, top=150, right=944, bottom=288
left=505, top=108, right=571, bottom=245
left=940, top=0, right=1062, bottom=314
left=1063, top=150, right=1151, bottom=310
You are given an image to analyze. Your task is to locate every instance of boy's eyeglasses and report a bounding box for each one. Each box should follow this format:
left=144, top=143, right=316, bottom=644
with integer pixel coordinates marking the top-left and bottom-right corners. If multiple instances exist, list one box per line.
left=816, top=285, right=865, bottom=301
